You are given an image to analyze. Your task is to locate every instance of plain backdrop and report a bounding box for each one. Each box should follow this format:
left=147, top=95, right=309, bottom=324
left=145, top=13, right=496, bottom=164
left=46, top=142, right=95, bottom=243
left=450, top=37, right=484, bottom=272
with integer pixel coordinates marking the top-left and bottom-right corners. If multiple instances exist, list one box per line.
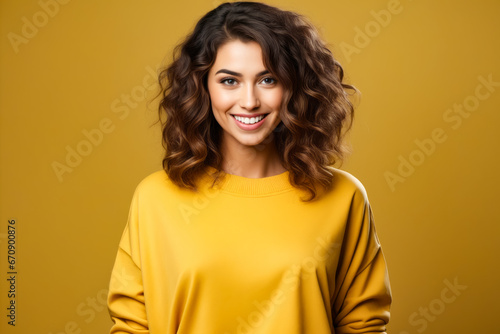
left=1, top=0, right=499, bottom=333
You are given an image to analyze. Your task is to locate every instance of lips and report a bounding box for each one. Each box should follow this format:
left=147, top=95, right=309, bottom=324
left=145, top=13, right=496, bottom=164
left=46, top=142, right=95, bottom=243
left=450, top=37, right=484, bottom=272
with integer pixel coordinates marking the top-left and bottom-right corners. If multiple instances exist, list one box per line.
left=232, top=114, right=268, bottom=124
left=231, top=113, right=269, bottom=130
left=230, top=113, right=269, bottom=117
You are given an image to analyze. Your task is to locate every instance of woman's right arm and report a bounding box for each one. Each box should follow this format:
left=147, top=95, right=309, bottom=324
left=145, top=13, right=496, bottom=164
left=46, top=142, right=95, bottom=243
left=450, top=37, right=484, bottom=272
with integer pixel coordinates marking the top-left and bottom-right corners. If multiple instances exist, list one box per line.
left=107, top=192, right=149, bottom=333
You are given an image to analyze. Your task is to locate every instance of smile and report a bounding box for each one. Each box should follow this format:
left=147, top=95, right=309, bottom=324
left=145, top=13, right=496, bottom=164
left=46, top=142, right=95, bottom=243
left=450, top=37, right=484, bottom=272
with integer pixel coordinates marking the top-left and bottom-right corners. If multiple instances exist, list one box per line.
left=232, top=114, right=268, bottom=125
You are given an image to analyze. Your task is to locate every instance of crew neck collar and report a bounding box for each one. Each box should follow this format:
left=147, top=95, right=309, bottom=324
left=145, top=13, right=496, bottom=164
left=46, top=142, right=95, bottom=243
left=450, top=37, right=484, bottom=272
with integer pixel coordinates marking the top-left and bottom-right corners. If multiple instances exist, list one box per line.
left=202, top=166, right=294, bottom=196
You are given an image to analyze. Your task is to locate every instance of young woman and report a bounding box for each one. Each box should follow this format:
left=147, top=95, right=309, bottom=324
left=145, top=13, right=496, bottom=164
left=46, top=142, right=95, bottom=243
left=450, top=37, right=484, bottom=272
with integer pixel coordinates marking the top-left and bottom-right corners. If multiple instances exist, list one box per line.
left=107, top=2, right=392, bottom=333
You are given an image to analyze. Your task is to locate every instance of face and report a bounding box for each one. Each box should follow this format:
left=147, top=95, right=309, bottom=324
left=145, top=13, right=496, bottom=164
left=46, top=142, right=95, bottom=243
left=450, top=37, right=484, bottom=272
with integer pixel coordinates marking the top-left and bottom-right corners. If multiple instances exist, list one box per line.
left=207, top=39, right=283, bottom=149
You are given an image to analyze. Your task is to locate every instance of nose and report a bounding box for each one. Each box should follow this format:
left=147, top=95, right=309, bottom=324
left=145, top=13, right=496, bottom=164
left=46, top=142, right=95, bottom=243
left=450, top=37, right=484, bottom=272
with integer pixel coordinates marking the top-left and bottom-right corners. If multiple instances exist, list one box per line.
left=239, top=84, right=260, bottom=110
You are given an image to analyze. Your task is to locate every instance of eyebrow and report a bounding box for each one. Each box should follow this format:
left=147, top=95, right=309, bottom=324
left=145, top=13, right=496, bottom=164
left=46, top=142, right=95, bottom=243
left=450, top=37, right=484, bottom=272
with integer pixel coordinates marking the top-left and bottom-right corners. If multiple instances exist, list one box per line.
left=215, top=69, right=270, bottom=77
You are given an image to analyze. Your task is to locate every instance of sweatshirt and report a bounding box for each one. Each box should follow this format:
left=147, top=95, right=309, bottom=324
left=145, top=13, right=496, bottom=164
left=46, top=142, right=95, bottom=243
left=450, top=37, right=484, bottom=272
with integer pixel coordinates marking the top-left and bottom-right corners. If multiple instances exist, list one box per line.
left=107, top=166, right=392, bottom=333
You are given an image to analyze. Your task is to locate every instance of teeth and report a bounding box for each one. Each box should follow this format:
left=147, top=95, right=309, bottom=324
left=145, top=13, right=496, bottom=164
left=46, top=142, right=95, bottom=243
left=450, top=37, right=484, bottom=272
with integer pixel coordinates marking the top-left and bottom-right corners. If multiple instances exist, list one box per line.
left=234, top=115, right=265, bottom=125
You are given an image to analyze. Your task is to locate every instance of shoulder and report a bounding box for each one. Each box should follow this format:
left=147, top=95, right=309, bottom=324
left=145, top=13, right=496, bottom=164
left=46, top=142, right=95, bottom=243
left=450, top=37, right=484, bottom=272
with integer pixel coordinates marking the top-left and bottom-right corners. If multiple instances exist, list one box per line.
left=136, top=170, right=170, bottom=188
left=328, top=167, right=370, bottom=205
left=132, top=170, right=179, bottom=200
left=135, top=169, right=169, bottom=188
left=132, top=169, right=206, bottom=201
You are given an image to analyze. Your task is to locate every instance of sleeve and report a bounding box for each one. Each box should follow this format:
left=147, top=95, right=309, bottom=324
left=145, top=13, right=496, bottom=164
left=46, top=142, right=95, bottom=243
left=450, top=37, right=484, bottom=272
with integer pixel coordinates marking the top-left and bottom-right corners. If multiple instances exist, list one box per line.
left=332, top=189, right=392, bottom=334
left=107, top=190, right=149, bottom=333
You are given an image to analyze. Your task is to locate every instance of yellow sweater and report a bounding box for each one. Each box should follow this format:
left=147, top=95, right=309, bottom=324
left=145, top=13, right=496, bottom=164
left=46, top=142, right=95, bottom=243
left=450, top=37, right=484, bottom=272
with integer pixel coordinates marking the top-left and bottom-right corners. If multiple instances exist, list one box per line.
left=107, top=167, right=391, bottom=333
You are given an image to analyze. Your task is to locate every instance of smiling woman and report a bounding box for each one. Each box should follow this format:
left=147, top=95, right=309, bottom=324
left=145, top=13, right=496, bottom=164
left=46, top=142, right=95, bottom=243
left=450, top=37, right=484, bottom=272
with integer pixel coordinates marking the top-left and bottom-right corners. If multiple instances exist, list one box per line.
left=107, top=2, right=392, bottom=333
left=156, top=1, right=357, bottom=195
left=207, top=40, right=285, bottom=176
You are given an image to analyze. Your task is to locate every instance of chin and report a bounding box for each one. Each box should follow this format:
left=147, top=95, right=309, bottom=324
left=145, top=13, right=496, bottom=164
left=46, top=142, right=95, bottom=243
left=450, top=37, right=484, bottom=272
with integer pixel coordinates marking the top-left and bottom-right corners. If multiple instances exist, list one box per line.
left=237, top=137, right=267, bottom=147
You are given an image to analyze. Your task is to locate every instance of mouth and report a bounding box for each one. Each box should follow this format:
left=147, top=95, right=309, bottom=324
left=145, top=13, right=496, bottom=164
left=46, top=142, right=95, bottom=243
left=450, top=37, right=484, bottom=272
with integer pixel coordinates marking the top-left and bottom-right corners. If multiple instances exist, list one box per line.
left=230, top=113, right=269, bottom=125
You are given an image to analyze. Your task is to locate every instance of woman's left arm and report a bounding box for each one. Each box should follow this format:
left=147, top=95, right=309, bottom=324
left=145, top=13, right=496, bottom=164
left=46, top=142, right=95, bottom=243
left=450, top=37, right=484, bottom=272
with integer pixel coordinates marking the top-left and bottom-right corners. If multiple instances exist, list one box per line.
left=332, top=188, right=392, bottom=334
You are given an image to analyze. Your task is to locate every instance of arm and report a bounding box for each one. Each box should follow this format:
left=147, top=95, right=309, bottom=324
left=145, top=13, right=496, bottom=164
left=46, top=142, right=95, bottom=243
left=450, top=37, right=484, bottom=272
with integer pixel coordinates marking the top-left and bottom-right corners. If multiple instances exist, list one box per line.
left=107, top=192, right=149, bottom=333
left=332, top=190, right=392, bottom=333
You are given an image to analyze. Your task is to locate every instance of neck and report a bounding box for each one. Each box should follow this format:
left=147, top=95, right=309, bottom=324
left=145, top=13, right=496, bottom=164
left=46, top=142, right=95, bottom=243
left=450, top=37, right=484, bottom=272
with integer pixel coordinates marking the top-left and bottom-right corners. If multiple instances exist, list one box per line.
left=219, top=134, right=286, bottom=179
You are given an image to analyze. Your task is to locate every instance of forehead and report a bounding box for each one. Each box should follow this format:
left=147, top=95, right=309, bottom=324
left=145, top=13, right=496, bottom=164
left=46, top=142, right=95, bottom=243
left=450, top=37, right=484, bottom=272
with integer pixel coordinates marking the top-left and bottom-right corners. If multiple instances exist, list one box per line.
left=210, top=40, right=266, bottom=74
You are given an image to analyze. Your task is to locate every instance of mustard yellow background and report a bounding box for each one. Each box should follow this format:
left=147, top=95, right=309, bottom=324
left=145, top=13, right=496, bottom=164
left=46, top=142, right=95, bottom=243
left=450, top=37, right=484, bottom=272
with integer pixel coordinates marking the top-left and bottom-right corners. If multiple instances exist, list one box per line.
left=1, top=0, right=499, bottom=333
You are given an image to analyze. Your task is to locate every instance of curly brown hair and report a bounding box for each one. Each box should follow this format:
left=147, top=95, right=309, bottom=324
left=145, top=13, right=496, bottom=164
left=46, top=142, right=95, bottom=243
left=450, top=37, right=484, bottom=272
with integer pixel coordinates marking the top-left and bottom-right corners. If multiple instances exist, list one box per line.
left=157, top=1, right=356, bottom=201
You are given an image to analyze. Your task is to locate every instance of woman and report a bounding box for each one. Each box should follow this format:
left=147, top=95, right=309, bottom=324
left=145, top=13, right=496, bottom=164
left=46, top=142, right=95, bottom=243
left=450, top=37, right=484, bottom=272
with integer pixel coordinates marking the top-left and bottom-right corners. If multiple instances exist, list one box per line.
left=107, top=2, right=392, bottom=333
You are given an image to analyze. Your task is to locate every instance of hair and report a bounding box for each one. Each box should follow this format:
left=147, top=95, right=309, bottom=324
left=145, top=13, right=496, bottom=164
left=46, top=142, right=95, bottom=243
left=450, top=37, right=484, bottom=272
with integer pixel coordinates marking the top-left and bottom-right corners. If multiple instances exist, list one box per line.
left=157, top=1, right=357, bottom=201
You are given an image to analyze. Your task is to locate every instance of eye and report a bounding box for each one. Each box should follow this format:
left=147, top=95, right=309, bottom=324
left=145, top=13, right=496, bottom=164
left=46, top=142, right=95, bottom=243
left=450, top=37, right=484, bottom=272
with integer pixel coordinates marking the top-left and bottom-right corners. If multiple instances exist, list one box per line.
left=261, top=77, right=277, bottom=85
left=220, top=77, right=238, bottom=86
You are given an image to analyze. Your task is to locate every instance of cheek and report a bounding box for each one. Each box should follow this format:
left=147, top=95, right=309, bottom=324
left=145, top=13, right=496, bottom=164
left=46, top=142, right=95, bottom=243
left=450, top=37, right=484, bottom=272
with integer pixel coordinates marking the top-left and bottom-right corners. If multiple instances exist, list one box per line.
left=264, top=88, right=284, bottom=110
left=209, top=86, right=235, bottom=113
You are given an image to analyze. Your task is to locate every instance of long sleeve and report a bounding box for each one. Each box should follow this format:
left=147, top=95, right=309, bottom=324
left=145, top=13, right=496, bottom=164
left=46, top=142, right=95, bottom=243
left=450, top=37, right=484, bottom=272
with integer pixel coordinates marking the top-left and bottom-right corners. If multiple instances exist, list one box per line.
left=332, top=188, right=392, bottom=333
left=107, top=191, right=149, bottom=333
